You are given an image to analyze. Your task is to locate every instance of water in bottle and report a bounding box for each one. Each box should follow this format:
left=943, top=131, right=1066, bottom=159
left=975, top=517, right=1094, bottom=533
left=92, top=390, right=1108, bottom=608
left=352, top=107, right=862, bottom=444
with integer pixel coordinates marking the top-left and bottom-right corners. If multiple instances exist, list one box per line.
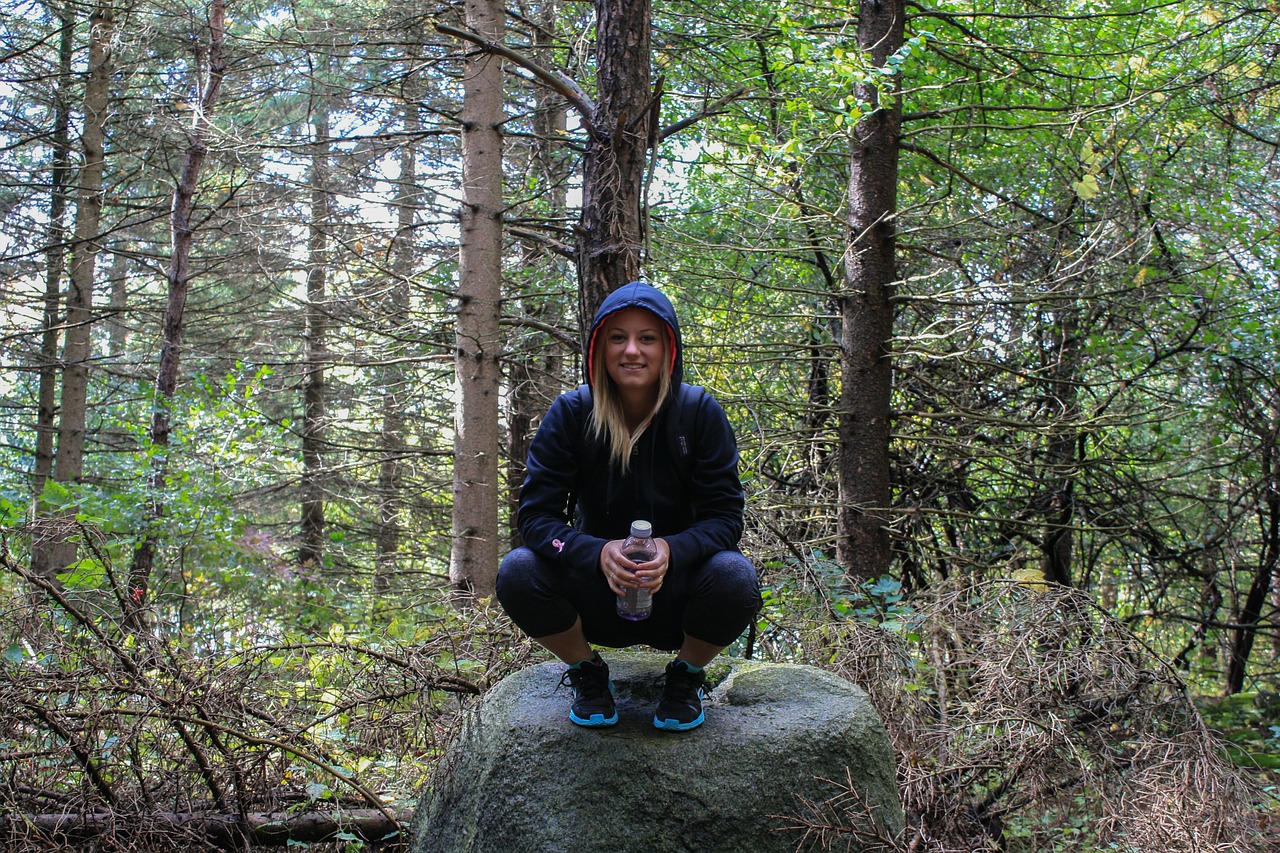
left=617, top=520, right=655, bottom=621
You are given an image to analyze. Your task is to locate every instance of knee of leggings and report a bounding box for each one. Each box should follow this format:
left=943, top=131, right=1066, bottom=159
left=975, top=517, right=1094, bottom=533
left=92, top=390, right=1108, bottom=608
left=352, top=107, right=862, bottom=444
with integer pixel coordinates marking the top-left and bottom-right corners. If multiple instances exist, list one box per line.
left=495, top=547, right=539, bottom=607
left=700, top=551, right=761, bottom=610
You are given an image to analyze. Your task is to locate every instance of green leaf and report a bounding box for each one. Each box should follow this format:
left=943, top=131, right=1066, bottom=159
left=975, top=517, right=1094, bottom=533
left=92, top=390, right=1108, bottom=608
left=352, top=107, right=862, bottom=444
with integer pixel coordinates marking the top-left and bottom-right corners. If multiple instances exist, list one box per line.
left=57, top=558, right=106, bottom=590
left=304, top=781, right=331, bottom=801
left=1072, top=173, right=1101, bottom=200
left=40, top=480, right=72, bottom=508
left=0, top=497, right=21, bottom=528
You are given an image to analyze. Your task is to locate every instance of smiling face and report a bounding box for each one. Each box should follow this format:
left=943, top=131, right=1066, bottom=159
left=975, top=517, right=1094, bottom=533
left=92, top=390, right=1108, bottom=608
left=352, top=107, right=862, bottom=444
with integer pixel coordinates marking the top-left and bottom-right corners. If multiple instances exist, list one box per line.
left=599, top=307, right=667, bottom=403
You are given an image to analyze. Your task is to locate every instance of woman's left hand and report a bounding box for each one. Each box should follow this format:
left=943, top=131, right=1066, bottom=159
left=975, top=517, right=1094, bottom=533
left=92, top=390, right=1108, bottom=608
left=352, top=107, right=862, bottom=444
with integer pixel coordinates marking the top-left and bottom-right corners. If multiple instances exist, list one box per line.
left=600, top=537, right=671, bottom=597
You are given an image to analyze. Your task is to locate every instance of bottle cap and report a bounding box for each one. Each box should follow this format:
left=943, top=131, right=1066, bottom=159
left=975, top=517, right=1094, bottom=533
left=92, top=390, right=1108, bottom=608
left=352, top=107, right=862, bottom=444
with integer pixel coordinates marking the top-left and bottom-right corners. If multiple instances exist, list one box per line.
left=629, top=520, right=652, bottom=537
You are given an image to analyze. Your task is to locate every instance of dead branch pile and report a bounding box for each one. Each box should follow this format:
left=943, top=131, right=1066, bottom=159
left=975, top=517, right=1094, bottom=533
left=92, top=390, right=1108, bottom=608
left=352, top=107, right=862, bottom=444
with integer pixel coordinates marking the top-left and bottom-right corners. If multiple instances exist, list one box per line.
left=0, top=532, right=536, bottom=852
left=802, top=580, right=1264, bottom=852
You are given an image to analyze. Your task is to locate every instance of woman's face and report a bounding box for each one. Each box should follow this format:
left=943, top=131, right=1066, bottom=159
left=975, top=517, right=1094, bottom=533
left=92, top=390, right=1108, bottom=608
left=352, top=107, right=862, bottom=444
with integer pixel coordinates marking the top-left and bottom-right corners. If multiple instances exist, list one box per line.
left=601, top=308, right=666, bottom=397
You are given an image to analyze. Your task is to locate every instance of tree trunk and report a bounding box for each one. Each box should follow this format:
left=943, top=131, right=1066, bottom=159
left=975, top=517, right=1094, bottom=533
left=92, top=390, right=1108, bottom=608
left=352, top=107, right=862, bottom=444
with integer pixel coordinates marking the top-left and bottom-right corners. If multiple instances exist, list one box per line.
left=758, top=34, right=839, bottom=489
left=106, top=247, right=130, bottom=358
left=1226, top=396, right=1280, bottom=694
left=836, top=0, right=904, bottom=582
left=507, top=0, right=569, bottom=549
left=576, top=0, right=653, bottom=327
left=29, top=1, right=75, bottom=580
left=1039, top=307, right=1080, bottom=586
left=1272, top=559, right=1280, bottom=674
left=449, top=0, right=504, bottom=600
left=128, top=0, right=226, bottom=628
left=35, top=2, right=115, bottom=577
left=299, top=99, right=332, bottom=570
left=374, top=85, right=420, bottom=594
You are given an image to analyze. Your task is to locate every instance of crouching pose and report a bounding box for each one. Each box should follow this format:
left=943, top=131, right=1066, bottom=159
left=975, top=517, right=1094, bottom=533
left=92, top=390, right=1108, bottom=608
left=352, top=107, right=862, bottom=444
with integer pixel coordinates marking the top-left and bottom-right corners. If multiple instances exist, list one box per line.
left=497, top=282, right=760, bottom=731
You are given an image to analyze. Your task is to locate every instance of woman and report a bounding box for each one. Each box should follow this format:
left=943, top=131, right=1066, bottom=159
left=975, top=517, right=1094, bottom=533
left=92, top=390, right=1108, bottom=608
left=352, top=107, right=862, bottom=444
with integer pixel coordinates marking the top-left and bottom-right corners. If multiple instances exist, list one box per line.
left=496, top=282, right=760, bottom=731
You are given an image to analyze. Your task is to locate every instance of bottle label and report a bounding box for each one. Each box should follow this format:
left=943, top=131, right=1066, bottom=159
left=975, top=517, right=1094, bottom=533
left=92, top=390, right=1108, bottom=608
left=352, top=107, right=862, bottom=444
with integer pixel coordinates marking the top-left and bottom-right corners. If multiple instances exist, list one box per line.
left=618, top=586, right=652, bottom=620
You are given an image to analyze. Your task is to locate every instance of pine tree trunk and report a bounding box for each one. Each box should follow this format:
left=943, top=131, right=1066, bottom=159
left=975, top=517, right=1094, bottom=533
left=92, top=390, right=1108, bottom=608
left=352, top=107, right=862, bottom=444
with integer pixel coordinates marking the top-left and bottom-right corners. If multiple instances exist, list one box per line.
left=299, top=103, right=331, bottom=571
left=1040, top=308, right=1080, bottom=586
left=30, top=2, right=75, bottom=581
left=1226, top=396, right=1280, bottom=693
left=106, top=248, right=130, bottom=358
left=374, top=87, right=420, bottom=594
left=449, top=0, right=505, bottom=600
left=507, top=0, right=569, bottom=550
left=34, top=2, right=115, bottom=577
left=836, top=0, right=903, bottom=582
left=127, top=0, right=225, bottom=629
left=576, top=0, right=653, bottom=327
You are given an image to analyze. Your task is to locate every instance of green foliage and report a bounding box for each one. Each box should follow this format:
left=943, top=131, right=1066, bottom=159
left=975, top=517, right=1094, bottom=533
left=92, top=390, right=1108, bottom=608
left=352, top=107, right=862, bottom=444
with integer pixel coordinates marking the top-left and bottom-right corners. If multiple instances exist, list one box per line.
left=1201, top=692, right=1280, bottom=774
left=0, top=495, right=22, bottom=531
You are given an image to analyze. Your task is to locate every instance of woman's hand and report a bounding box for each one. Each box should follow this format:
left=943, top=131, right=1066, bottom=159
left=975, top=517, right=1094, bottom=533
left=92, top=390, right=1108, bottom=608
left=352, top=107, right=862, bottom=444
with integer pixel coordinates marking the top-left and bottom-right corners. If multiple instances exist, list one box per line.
left=599, top=537, right=671, bottom=598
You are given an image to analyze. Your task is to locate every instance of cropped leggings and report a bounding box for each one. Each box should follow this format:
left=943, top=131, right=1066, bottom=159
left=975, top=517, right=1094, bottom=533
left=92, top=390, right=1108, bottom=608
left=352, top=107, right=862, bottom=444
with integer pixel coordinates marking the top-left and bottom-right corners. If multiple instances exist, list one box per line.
left=496, top=547, right=761, bottom=652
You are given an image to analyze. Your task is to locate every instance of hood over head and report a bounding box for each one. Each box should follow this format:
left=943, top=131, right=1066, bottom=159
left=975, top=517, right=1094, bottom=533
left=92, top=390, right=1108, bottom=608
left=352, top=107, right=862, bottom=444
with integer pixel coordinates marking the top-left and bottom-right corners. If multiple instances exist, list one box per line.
left=586, top=281, right=683, bottom=396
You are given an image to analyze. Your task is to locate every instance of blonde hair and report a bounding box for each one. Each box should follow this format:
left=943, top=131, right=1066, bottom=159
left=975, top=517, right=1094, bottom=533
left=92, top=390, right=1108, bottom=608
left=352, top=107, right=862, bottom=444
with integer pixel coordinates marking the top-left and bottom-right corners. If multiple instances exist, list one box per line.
left=589, top=331, right=673, bottom=473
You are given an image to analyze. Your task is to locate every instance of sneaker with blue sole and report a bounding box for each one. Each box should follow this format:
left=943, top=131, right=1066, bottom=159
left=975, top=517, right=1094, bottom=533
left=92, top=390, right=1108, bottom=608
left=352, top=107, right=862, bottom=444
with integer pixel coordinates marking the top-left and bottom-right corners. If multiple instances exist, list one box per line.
left=560, top=655, right=618, bottom=727
left=654, top=659, right=706, bottom=731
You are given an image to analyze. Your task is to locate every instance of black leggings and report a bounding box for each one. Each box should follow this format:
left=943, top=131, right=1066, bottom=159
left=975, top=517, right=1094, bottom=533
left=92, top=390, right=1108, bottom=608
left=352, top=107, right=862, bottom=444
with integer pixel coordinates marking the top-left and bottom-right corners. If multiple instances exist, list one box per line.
left=496, top=547, right=761, bottom=652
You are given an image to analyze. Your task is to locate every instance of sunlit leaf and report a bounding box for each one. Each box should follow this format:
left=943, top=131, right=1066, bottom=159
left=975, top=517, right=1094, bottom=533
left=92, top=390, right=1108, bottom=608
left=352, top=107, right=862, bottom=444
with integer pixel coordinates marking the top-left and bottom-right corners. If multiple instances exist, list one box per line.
left=57, top=558, right=106, bottom=590
left=1012, top=568, right=1049, bottom=593
left=1072, top=173, right=1101, bottom=199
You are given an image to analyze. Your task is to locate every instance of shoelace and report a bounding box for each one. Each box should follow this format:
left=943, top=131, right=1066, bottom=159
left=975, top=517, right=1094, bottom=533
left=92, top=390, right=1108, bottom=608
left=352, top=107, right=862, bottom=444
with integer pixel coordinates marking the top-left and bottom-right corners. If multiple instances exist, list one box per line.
left=561, top=666, right=610, bottom=699
left=656, top=666, right=704, bottom=697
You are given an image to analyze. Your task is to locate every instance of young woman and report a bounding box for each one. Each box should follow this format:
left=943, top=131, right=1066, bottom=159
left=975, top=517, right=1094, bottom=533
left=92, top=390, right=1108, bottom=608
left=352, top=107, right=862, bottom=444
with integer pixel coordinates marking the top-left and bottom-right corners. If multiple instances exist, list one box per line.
left=496, top=282, right=760, bottom=731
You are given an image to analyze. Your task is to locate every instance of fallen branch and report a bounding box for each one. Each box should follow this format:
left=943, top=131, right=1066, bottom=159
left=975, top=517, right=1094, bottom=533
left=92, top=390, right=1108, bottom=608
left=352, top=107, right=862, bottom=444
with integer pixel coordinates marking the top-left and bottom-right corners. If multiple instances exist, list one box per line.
left=3, top=808, right=409, bottom=849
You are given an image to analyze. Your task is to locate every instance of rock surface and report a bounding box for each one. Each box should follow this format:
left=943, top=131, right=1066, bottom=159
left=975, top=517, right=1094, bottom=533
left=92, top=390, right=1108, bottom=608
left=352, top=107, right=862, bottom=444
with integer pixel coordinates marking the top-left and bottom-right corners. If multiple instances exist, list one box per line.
left=412, top=651, right=902, bottom=853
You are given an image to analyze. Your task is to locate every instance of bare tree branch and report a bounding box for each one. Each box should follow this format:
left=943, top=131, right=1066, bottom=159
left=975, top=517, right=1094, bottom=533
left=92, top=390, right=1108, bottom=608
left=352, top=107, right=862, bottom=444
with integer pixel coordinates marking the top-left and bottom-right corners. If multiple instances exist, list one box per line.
left=659, top=85, right=748, bottom=141
left=436, top=23, right=596, bottom=125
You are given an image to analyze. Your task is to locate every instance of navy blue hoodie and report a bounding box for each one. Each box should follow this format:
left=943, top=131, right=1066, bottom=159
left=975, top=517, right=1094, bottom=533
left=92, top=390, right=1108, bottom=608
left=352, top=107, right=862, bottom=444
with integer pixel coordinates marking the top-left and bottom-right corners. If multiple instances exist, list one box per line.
left=516, top=282, right=745, bottom=575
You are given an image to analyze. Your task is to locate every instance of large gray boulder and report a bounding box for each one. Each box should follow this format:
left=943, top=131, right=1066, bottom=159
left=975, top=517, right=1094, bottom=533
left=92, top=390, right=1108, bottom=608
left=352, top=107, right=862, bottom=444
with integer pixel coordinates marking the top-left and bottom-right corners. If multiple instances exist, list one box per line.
left=412, top=652, right=901, bottom=853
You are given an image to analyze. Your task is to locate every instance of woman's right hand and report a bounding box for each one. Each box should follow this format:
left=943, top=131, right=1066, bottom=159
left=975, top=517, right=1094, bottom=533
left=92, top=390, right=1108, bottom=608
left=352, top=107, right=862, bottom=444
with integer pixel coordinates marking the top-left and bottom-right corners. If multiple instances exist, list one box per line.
left=599, top=539, right=637, bottom=598
left=599, top=538, right=670, bottom=598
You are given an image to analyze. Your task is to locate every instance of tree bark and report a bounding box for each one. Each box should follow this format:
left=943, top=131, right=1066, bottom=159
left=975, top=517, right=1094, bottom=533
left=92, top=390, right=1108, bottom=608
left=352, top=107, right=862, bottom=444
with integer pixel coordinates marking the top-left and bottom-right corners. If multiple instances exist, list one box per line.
left=1039, top=307, right=1081, bottom=586
left=1226, top=395, right=1280, bottom=694
left=449, top=0, right=505, bottom=600
left=836, top=0, right=904, bottom=582
left=299, top=98, right=331, bottom=570
left=29, top=1, right=75, bottom=580
left=105, top=248, right=130, bottom=358
left=128, top=0, right=226, bottom=628
left=35, top=2, right=115, bottom=577
left=507, top=0, right=569, bottom=550
left=758, top=34, right=839, bottom=489
left=576, top=0, right=653, bottom=327
left=375, top=78, right=421, bottom=594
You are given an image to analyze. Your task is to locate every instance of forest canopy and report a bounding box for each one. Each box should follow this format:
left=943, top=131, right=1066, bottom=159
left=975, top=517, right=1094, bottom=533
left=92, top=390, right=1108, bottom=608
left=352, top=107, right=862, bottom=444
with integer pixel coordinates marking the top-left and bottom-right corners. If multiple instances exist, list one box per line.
left=1, top=0, right=1278, bottom=849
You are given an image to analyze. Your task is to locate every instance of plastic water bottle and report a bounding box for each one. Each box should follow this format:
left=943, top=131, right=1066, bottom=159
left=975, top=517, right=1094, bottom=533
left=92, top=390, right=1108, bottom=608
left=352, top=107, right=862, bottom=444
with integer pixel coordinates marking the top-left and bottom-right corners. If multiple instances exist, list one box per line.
left=617, top=520, right=655, bottom=621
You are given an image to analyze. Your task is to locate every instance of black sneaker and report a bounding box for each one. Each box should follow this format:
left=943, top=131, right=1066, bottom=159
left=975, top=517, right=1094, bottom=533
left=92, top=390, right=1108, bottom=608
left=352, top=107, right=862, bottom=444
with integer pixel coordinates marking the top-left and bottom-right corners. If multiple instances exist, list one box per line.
left=560, top=655, right=618, bottom=727
left=654, top=659, right=706, bottom=731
